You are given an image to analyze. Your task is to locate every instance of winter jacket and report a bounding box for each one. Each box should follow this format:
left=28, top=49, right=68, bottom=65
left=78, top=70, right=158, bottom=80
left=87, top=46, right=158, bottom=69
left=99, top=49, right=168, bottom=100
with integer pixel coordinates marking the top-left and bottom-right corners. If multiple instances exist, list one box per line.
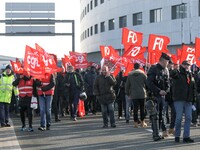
left=171, top=66, right=196, bottom=103
left=84, top=70, right=97, bottom=96
left=125, top=69, right=147, bottom=99
left=93, top=74, right=116, bottom=105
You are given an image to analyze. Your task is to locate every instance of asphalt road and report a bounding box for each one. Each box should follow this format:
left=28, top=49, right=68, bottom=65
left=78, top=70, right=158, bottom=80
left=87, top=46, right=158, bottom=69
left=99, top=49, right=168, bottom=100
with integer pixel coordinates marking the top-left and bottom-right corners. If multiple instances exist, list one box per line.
left=1, top=113, right=200, bottom=150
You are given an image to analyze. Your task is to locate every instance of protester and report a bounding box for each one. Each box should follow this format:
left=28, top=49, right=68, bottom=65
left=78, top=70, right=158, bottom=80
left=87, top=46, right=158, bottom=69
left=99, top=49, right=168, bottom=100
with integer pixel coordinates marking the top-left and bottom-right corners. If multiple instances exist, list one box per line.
left=171, top=60, right=196, bottom=143
left=84, top=66, right=97, bottom=115
left=94, top=65, right=117, bottom=128
left=64, top=65, right=84, bottom=121
left=12, top=74, right=37, bottom=132
left=0, top=65, right=15, bottom=127
left=125, top=63, right=147, bottom=128
left=146, top=52, right=170, bottom=141
left=35, top=73, right=55, bottom=131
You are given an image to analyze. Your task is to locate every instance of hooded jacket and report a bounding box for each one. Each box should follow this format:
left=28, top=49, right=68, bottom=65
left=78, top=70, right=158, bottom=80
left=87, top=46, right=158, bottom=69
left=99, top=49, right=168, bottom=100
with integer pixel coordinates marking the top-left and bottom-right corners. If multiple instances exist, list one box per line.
left=125, top=69, right=147, bottom=99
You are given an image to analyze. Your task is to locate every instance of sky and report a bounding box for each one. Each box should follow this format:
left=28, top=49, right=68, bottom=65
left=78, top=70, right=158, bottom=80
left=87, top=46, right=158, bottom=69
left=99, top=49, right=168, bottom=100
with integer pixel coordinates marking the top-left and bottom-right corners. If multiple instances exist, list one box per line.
left=0, top=0, right=80, bottom=59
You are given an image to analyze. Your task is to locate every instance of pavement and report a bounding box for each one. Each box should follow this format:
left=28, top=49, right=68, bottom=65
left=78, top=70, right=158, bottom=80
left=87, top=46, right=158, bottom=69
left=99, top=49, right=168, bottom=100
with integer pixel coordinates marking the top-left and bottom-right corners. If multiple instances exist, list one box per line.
left=1, top=113, right=200, bottom=150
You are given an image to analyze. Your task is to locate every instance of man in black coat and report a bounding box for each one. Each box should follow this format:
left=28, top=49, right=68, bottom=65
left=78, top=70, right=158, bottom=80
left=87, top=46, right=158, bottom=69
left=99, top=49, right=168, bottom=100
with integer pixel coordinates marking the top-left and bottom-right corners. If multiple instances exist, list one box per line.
left=94, top=65, right=117, bottom=128
left=146, top=52, right=170, bottom=141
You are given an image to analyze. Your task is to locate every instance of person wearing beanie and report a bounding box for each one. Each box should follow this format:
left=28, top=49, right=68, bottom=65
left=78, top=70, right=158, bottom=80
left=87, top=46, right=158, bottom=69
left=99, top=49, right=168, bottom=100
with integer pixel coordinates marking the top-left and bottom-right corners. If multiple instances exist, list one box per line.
left=0, top=64, right=15, bottom=127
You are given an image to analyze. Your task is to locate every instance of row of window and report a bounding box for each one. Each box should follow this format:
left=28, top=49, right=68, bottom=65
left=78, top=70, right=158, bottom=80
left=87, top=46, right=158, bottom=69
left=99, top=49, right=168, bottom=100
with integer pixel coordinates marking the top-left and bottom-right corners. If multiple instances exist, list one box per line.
left=80, top=0, right=104, bottom=21
left=81, top=3, right=189, bottom=41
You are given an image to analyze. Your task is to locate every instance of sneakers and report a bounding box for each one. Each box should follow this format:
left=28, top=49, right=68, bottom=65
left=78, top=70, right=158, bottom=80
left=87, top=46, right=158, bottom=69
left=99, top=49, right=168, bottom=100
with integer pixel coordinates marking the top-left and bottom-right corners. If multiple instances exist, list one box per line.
left=183, top=137, right=194, bottom=143
left=73, top=117, right=77, bottom=121
left=2, top=123, right=11, bottom=127
left=134, top=122, right=138, bottom=128
left=38, top=126, right=46, bottom=131
left=168, top=128, right=175, bottom=135
left=28, top=127, right=34, bottom=132
left=20, top=126, right=26, bottom=131
left=175, top=137, right=180, bottom=143
left=55, top=119, right=61, bottom=122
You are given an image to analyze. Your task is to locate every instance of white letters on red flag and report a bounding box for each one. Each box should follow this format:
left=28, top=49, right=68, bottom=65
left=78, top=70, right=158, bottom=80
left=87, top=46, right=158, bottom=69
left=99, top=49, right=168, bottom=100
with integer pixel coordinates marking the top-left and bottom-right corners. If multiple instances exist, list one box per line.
left=62, top=55, right=74, bottom=70
left=10, top=60, right=24, bottom=74
left=69, top=51, right=88, bottom=69
left=180, top=45, right=195, bottom=64
left=24, top=45, right=45, bottom=79
left=122, top=28, right=143, bottom=51
left=35, top=43, right=58, bottom=74
left=100, top=46, right=120, bottom=64
left=123, top=45, right=146, bottom=58
left=148, top=34, right=170, bottom=53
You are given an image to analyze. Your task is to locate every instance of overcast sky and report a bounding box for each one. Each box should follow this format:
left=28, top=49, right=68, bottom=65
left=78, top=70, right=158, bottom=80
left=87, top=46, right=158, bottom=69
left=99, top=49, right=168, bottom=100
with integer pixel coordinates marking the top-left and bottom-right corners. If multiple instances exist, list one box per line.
left=0, top=0, right=80, bottom=59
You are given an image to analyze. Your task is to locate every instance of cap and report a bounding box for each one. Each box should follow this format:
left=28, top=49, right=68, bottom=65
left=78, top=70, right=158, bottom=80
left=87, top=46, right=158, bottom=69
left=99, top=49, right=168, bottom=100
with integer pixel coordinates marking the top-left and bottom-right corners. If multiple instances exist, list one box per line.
left=160, top=52, right=171, bottom=61
left=182, top=60, right=191, bottom=66
left=5, top=64, right=12, bottom=70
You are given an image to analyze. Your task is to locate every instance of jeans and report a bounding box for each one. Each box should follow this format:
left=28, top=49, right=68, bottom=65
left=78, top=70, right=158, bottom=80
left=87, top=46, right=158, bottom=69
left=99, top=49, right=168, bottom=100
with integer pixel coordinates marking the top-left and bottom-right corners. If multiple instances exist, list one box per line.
left=101, top=102, right=115, bottom=126
left=0, top=102, right=10, bottom=125
left=125, top=95, right=133, bottom=121
left=39, top=95, right=53, bottom=128
left=69, top=91, right=80, bottom=118
left=174, top=101, right=192, bottom=138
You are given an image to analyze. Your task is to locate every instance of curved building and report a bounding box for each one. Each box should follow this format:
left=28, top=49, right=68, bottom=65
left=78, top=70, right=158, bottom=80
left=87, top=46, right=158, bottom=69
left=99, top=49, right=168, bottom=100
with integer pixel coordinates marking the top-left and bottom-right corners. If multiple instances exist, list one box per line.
left=80, top=0, right=200, bottom=62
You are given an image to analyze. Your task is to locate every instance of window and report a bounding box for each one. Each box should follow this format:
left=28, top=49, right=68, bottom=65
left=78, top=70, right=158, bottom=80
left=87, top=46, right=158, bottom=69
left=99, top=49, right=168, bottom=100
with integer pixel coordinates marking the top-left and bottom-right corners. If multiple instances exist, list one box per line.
left=90, top=1, right=93, bottom=10
left=172, top=4, right=187, bottom=19
left=85, top=30, right=87, bottom=38
left=100, top=21, right=105, bottom=32
left=87, top=4, right=89, bottom=12
left=90, top=26, right=93, bottom=36
left=95, top=24, right=98, bottom=34
left=100, top=0, right=104, bottom=4
left=150, top=8, right=162, bottom=23
left=119, top=16, right=127, bottom=28
left=94, top=0, right=98, bottom=7
left=87, top=28, right=90, bottom=37
left=108, top=19, right=115, bottom=30
left=133, top=12, right=142, bottom=26
left=85, top=7, right=87, bottom=15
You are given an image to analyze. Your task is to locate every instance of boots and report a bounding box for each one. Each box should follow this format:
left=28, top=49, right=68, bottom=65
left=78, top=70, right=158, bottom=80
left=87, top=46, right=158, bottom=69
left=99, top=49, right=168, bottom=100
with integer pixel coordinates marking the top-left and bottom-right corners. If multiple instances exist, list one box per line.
left=134, top=122, right=138, bottom=128
left=141, top=121, right=147, bottom=128
left=168, top=128, right=175, bottom=135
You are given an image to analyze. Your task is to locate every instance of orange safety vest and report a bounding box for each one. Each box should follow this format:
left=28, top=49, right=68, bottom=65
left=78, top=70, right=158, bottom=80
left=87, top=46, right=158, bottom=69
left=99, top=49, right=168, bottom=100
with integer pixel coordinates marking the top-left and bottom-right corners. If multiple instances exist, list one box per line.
left=37, top=74, right=54, bottom=96
left=18, top=79, right=34, bottom=97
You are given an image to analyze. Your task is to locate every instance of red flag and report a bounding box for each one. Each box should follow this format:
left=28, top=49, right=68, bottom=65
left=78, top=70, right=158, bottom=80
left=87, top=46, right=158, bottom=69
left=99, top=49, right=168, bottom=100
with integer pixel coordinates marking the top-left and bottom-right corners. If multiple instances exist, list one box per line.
left=171, top=54, right=179, bottom=65
left=24, top=45, right=45, bottom=79
left=35, top=43, right=58, bottom=74
left=100, top=46, right=120, bottom=64
left=123, top=45, right=146, bottom=58
left=124, top=62, right=134, bottom=76
left=148, top=34, right=170, bottom=53
left=69, top=51, right=88, bottom=69
left=180, top=45, right=195, bottom=64
left=122, top=28, right=143, bottom=51
left=195, top=37, right=200, bottom=61
left=10, top=60, right=24, bottom=74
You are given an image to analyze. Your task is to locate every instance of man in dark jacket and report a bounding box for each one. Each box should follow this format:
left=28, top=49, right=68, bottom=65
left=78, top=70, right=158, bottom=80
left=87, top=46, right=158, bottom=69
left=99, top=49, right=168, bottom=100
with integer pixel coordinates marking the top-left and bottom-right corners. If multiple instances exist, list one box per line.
left=171, top=60, right=196, bottom=143
left=94, top=65, right=117, bottom=128
left=64, top=65, right=84, bottom=121
left=146, top=52, right=170, bottom=141
left=84, top=66, right=97, bottom=115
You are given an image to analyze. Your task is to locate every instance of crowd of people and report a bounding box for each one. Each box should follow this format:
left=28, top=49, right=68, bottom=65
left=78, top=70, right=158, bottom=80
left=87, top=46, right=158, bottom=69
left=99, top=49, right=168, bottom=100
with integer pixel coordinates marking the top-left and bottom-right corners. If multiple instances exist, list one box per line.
left=0, top=52, right=200, bottom=143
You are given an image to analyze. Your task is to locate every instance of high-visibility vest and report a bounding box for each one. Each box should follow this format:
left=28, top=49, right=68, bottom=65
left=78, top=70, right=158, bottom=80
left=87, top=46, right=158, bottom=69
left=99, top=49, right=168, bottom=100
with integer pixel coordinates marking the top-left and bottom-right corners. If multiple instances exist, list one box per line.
left=0, top=72, right=14, bottom=103
left=37, top=74, right=54, bottom=96
left=18, top=79, right=34, bottom=97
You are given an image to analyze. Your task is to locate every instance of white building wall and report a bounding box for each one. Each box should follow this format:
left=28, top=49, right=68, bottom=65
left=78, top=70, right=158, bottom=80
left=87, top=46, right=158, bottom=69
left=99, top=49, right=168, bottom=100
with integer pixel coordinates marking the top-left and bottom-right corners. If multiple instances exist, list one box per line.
left=80, top=0, right=200, bottom=61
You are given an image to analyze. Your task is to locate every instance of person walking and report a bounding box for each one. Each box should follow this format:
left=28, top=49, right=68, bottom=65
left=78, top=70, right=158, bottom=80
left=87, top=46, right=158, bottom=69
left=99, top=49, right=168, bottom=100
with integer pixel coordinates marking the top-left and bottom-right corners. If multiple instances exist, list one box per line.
left=94, top=65, right=117, bottom=128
